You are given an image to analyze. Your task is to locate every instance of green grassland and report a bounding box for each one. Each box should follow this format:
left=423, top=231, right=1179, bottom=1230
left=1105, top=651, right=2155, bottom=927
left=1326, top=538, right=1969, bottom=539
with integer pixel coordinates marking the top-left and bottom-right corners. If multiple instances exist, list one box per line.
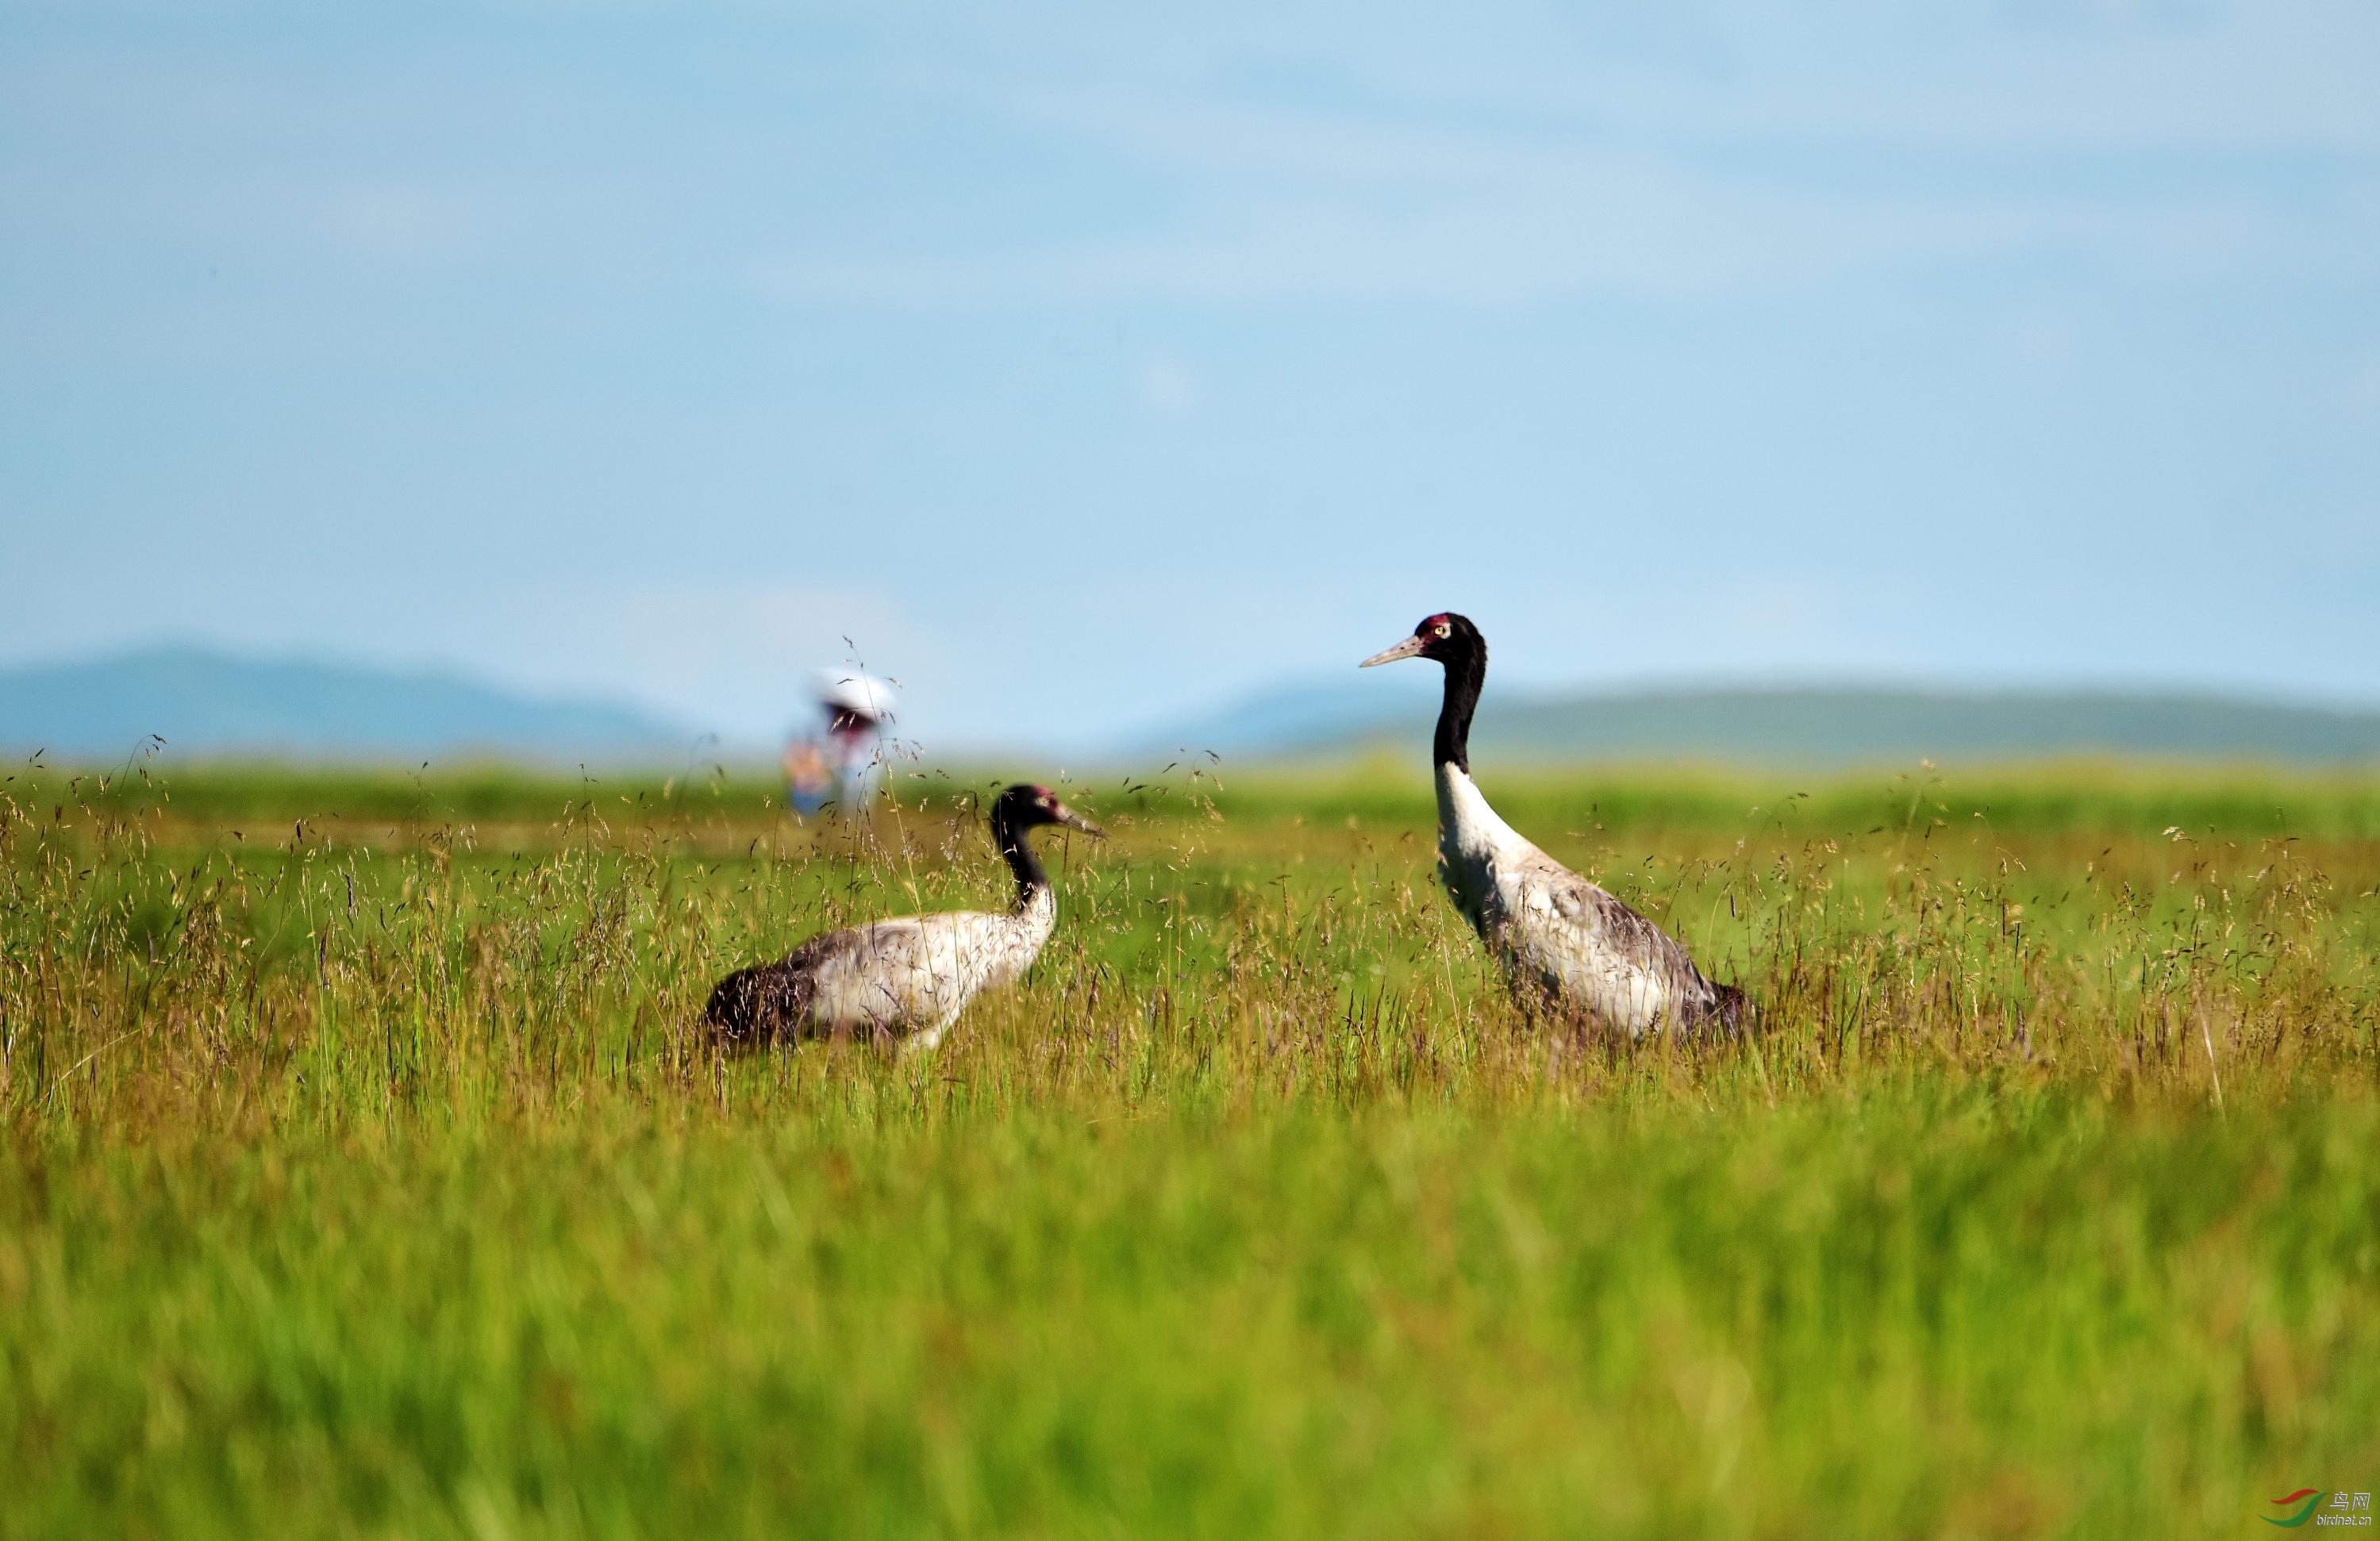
left=3, top=759, right=2378, bottom=1539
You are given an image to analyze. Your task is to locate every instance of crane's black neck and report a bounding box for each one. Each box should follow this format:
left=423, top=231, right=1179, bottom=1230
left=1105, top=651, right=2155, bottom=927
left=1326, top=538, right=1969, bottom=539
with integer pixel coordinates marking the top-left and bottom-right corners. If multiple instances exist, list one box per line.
left=1435, top=641, right=1486, bottom=773
left=989, top=802, right=1049, bottom=904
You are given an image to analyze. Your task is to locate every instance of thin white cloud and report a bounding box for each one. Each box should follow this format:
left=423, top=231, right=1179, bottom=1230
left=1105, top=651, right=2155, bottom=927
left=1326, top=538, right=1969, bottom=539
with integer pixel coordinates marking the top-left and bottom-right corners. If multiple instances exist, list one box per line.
left=758, top=100, right=2377, bottom=306
left=316, top=180, right=490, bottom=267
left=1020, top=0, right=2380, bottom=156
left=736, top=0, right=2380, bottom=307
left=1134, top=352, right=1202, bottom=420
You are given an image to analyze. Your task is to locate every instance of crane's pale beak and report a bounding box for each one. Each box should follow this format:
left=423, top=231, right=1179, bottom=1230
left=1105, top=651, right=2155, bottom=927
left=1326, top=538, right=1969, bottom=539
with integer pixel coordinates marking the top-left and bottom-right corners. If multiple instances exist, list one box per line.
left=1359, top=634, right=1428, bottom=668
left=1052, top=802, right=1105, bottom=840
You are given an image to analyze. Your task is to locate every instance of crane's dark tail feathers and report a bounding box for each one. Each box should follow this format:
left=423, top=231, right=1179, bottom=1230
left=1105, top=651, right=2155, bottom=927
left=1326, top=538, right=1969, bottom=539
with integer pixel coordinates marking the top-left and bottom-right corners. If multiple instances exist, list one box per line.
left=702, top=968, right=761, bottom=1046
left=703, top=963, right=812, bottom=1048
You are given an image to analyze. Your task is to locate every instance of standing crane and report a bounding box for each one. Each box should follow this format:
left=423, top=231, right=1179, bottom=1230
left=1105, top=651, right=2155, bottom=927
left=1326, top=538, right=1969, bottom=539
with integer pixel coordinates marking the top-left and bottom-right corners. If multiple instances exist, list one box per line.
left=1360, top=613, right=1744, bottom=1037
left=704, top=782, right=1102, bottom=1051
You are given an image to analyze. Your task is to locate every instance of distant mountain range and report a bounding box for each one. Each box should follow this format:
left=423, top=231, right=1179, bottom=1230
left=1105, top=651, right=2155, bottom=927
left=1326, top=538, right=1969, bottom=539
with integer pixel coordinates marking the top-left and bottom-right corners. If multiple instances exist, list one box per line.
left=1137, top=677, right=2380, bottom=767
left=0, top=647, right=694, bottom=764
left=6, top=647, right=2377, bottom=770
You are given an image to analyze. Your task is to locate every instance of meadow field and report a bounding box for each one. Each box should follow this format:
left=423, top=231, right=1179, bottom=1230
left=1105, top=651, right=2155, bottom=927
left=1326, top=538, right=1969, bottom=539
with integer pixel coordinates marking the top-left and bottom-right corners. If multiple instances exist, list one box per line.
left=2, top=756, right=2377, bottom=1539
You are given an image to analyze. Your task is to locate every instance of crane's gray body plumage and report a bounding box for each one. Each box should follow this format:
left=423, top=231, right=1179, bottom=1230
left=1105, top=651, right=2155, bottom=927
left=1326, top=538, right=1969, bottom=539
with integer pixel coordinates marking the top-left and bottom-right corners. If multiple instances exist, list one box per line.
left=706, top=890, right=1054, bottom=1052
left=1436, top=761, right=1740, bottom=1036
left=704, top=785, right=1092, bottom=1051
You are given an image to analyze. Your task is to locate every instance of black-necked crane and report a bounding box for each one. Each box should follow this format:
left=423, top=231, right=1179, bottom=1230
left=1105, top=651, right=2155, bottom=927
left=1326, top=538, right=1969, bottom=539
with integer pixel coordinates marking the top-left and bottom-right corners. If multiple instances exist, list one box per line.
left=704, top=782, right=1102, bottom=1051
left=1361, top=613, right=1745, bottom=1037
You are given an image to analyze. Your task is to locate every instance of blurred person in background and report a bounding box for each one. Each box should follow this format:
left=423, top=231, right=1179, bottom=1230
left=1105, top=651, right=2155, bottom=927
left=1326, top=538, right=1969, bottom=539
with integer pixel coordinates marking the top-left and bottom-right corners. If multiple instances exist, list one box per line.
left=784, top=671, right=895, bottom=820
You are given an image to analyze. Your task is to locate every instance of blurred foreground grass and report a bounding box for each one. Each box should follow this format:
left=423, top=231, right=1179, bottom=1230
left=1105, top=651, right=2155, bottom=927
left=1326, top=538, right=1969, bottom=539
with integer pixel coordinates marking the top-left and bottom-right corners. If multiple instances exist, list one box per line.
left=2, top=759, right=2377, bottom=1538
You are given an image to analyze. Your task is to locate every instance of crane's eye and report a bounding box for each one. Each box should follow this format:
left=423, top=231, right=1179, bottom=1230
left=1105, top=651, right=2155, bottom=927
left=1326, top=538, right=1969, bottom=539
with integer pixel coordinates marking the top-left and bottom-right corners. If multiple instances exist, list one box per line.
left=1432, top=622, right=1451, bottom=639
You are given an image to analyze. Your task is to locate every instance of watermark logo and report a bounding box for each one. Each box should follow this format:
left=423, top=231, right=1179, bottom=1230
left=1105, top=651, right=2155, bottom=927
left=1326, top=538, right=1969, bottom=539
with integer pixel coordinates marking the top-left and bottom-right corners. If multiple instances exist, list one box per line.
left=2262, top=1490, right=2372, bottom=1528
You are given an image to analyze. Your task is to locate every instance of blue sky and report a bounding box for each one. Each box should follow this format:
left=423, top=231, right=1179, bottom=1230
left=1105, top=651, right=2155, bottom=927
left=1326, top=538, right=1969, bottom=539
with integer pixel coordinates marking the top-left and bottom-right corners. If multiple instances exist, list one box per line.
left=4, top=1, right=2376, bottom=753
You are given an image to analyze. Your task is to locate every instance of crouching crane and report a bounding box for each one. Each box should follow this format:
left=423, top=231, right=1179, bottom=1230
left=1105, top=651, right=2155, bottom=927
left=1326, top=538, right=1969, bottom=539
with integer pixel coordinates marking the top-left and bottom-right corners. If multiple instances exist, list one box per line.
left=1361, top=613, right=1745, bottom=1037
left=704, top=782, right=1102, bottom=1051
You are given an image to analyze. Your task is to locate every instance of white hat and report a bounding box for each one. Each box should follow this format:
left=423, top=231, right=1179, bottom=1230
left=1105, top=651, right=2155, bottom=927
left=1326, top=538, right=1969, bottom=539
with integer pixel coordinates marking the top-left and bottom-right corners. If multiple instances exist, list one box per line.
left=815, top=670, right=897, bottom=721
